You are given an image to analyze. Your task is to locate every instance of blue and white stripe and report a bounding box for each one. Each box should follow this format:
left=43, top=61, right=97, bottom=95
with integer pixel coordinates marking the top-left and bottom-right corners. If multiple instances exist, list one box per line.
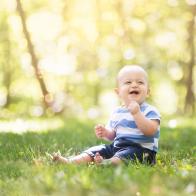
left=106, top=102, right=161, bottom=152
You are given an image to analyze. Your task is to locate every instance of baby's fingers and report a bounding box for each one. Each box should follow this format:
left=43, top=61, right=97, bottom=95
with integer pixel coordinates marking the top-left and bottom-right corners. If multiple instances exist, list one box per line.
left=95, top=124, right=104, bottom=130
left=96, top=130, right=103, bottom=138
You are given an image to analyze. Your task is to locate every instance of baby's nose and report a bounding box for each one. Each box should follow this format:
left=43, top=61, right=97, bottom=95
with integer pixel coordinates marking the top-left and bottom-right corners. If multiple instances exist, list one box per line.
left=131, top=81, right=138, bottom=87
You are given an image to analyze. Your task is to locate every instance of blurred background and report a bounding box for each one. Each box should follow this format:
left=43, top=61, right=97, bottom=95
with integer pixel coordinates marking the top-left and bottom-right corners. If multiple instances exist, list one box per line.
left=0, top=0, right=195, bottom=124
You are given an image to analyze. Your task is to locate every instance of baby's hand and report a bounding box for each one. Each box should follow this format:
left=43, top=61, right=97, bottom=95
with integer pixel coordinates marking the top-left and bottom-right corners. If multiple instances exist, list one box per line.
left=95, top=124, right=107, bottom=139
left=127, top=100, right=140, bottom=115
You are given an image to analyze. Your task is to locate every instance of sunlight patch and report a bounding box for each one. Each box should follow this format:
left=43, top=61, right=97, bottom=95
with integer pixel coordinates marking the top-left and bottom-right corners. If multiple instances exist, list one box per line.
left=168, top=119, right=177, bottom=128
left=0, top=118, right=64, bottom=134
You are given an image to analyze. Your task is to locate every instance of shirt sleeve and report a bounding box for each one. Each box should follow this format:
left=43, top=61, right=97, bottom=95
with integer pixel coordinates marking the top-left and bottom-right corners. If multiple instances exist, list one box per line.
left=105, top=108, right=119, bottom=131
left=105, top=114, right=114, bottom=131
left=145, top=106, right=161, bottom=124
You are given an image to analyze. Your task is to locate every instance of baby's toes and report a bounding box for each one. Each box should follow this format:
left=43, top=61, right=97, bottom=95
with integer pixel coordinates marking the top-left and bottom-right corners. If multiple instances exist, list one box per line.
left=94, top=153, right=103, bottom=164
left=52, top=153, right=60, bottom=161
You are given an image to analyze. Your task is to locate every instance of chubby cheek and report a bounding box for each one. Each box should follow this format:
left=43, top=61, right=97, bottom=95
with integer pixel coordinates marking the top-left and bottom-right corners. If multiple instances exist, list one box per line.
left=118, top=90, right=128, bottom=100
left=118, top=91, right=125, bottom=100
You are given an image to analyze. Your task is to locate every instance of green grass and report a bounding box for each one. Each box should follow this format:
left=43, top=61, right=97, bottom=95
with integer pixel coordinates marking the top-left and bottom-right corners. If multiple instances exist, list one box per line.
left=0, top=117, right=195, bottom=196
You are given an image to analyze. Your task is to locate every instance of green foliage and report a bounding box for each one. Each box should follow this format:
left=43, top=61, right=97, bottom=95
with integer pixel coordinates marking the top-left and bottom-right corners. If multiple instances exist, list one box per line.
left=0, top=117, right=195, bottom=195
left=0, top=0, right=195, bottom=116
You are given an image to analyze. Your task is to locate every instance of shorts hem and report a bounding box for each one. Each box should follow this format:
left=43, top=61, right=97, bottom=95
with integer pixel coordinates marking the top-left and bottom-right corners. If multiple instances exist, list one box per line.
left=83, top=151, right=95, bottom=158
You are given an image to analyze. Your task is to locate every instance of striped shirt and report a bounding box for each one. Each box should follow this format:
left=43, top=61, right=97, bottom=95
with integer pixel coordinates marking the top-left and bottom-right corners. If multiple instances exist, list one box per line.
left=105, top=102, right=161, bottom=152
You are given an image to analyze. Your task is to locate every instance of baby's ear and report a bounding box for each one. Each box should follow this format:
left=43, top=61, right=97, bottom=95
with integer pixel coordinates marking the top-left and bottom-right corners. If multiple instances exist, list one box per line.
left=147, top=88, right=151, bottom=97
left=114, top=88, right=119, bottom=95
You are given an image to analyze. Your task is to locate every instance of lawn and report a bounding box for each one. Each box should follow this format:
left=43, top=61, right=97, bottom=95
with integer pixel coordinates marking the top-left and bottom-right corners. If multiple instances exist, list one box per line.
left=0, top=117, right=195, bottom=196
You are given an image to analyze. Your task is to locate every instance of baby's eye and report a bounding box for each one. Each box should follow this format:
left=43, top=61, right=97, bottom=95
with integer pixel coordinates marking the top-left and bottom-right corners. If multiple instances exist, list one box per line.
left=138, top=81, right=144, bottom=84
left=125, top=81, right=131, bottom=84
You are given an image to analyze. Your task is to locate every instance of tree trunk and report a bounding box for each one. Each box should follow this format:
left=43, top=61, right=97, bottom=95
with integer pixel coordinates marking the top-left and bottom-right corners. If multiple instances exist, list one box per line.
left=16, top=0, right=52, bottom=108
left=1, top=15, right=12, bottom=107
left=184, top=5, right=195, bottom=115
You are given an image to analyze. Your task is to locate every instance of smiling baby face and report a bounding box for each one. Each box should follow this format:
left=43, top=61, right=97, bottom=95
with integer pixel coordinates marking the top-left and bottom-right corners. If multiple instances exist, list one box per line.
left=115, top=65, right=150, bottom=105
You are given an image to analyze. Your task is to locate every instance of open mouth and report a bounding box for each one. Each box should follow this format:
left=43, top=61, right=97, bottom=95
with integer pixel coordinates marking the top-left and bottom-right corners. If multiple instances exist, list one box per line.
left=129, top=90, right=139, bottom=95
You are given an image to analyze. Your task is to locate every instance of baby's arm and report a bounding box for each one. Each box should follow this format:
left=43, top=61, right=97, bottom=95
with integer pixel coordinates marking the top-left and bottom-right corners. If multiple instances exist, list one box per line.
left=95, top=124, right=116, bottom=141
left=127, top=101, right=159, bottom=136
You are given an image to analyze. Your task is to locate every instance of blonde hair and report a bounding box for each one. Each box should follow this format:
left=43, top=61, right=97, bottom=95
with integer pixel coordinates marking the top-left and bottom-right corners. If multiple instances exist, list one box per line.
left=116, top=65, right=148, bottom=86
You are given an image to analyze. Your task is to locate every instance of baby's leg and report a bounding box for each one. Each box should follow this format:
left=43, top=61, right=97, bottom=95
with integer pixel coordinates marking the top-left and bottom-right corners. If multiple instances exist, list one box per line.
left=109, top=156, right=122, bottom=165
left=69, top=153, right=93, bottom=164
left=51, top=152, right=93, bottom=164
left=95, top=155, right=122, bottom=165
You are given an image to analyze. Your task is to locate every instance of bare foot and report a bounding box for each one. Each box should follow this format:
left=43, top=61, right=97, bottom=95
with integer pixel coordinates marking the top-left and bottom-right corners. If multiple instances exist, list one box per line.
left=46, top=152, right=69, bottom=164
left=94, top=152, right=104, bottom=164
